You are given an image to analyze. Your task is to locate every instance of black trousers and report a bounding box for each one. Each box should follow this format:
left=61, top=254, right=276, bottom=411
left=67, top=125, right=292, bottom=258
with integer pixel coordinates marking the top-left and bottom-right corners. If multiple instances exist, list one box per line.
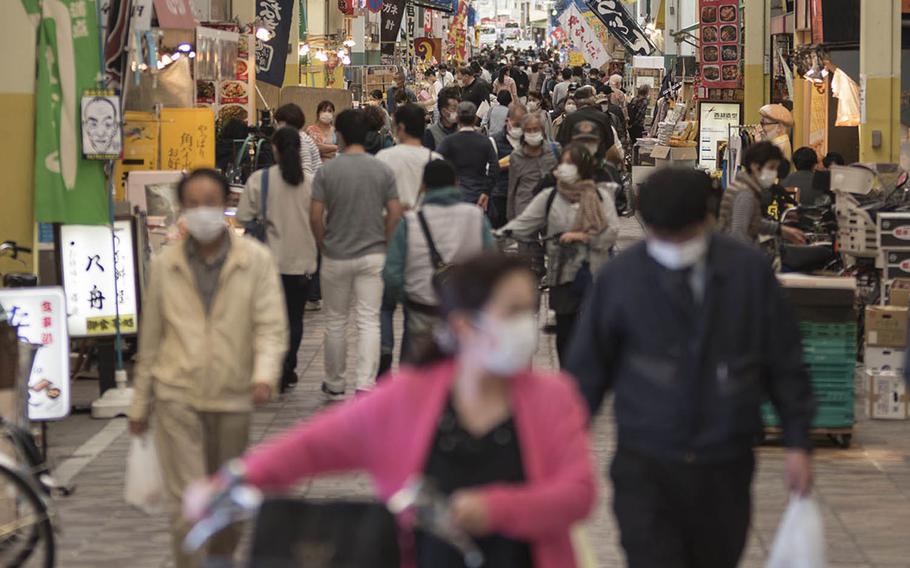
left=611, top=447, right=754, bottom=568
left=554, top=313, right=577, bottom=368
left=488, top=195, right=508, bottom=229
left=281, top=274, right=313, bottom=389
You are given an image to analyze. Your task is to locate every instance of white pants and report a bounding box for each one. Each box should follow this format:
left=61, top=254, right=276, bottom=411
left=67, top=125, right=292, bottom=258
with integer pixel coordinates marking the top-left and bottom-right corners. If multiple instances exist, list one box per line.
left=321, top=253, right=385, bottom=392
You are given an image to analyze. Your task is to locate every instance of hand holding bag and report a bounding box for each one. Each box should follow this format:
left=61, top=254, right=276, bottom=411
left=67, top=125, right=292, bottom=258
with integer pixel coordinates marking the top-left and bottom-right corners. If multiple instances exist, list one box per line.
left=124, top=435, right=165, bottom=515
left=766, top=496, right=826, bottom=568
left=244, top=168, right=270, bottom=242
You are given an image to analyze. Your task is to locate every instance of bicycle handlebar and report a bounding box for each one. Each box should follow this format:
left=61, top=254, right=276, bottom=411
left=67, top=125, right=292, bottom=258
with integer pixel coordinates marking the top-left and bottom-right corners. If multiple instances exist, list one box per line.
left=0, top=241, right=32, bottom=260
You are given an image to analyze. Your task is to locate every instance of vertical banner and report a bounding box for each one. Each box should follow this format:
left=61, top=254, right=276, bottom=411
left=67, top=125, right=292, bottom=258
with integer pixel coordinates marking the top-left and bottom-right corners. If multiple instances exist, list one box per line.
left=255, top=0, right=295, bottom=87
left=558, top=5, right=609, bottom=69
left=21, top=0, right=109, bottom=226
left=698, top=0, right=740, bottom=89
left=406, top=2, right=415, bottom=64
left=381, top=0, right=407, bottom=56
left=446, top=0, right=468, bottom=62
left=585, top=0, right=654, bottom=56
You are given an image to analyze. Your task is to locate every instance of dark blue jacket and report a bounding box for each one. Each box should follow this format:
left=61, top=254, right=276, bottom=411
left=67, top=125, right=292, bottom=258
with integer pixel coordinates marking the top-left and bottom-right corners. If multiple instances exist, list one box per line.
left=437, top=130, right=499, bottom=203
left=567, top=234, right=815, bottom=463
left=489, top=129, right=515, bottom=199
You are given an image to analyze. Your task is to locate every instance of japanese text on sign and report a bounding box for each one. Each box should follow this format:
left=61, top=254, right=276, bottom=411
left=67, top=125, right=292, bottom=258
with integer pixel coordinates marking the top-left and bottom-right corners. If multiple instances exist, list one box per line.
left=558, top=5, right=609, bottom=69
left=585, top=0, right=654, bottom=56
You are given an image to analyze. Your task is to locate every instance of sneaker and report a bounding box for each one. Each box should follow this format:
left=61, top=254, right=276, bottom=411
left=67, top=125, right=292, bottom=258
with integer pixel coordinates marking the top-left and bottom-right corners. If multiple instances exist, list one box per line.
left=305, top=300, right=322, bottom=312
left=321, top=382, right=345, bottom=401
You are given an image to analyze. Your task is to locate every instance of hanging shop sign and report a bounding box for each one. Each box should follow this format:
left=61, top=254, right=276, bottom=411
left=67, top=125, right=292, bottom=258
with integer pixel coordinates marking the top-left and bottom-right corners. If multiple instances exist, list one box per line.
left=558, top=5, right=609, bottom=69
left=446, top=0, right=468, bottom=61
left=160, top=108, right=216, bottom=170
left=0, top=288, right=71, bottom=422
left=412, top=0, right=453, bottom=14
left=415, top=38, right=442, bottom=63
left=585, top=0, right=654, bottom=56
left=21, top=0, right=108, bottom=226
left=698, top=0, right=741, bottom=89
left=255, top=0, right=295, bottom=87
left=58, top=220, right=140, bottom=338
left=381, top=0, right=407, bottom=55
left=406, top=2, right=415, bottom=63
left=697, top=101, right=741, bottom=171
left=196, top=29, right=256, bottom=127
left=152, top=0, right=195, bottom=29
left=81, top=90, right=123, bottom=161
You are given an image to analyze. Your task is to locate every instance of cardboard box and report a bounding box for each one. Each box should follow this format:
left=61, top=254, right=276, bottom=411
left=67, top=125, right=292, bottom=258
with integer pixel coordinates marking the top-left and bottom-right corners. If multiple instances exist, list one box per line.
left=865, top=305, right=908, bottom=348
left=889, top=278, right=910, bottom=307
left=867, top=370, right=909, bottom=420
left=865, top=346, right=905, bottom=374
left=651, top=145, right=697, bottom=168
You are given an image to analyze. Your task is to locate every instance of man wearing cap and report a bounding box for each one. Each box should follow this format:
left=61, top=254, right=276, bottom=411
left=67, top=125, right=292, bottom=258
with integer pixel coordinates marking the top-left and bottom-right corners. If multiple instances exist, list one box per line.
left=758, top=103, right=794, bottom=162
left=556, top=85, right=614, bottom=150
left=437, top=101, right=499, bottom=209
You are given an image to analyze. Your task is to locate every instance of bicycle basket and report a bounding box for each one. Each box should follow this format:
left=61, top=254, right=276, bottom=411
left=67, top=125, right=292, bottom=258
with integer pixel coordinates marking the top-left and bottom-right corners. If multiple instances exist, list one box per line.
left=248, top=498, right=401, bottom=568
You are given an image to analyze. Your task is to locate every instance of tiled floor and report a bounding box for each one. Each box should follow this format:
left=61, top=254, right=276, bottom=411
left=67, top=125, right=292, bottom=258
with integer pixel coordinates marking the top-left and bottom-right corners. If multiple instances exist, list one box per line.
left=43, top=217, right=910, bottom=567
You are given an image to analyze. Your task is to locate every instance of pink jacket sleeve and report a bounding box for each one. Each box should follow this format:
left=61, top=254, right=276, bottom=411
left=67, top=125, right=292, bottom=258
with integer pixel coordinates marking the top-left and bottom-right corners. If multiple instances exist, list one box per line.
left=480, top=379, right=597, bottom=540
left=242, top=387, right=395, bottom=490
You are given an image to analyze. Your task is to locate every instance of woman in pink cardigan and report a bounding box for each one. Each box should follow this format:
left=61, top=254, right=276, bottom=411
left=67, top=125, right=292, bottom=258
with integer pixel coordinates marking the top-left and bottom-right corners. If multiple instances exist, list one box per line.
left=188, top=253, right=596, bottom=567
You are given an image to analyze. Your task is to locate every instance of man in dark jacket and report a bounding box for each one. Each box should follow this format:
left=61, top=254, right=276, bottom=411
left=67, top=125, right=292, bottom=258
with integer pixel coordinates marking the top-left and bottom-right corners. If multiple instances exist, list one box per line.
left=386, top=71, right=417, bottom=116
left=437, top=101, right=499, bottom=209
left=456, top=65, right=492, bottom=108
left=510, top=60, right=530, bottom=99
left=567, top=167, right=814, bottom=568
left=488, top=103, right=527, bottom=228
left=556, top=86, right=614, bottom=148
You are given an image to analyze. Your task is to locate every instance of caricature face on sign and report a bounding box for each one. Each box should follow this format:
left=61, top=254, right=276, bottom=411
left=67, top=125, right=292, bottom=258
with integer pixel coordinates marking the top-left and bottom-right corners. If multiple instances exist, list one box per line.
left=81, top=95, right=122, bottom=159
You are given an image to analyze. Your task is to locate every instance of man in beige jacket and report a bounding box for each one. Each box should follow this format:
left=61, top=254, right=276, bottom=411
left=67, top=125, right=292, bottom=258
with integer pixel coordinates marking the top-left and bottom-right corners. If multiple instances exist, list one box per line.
left=127, top=169, right=288, bottom=568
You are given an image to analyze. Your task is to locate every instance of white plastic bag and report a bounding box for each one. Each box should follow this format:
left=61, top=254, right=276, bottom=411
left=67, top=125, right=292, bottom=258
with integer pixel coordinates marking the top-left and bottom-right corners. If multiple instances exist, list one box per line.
left=124, top=435, right=166, bottom=515
left=766, top=496, right=826, bottom=568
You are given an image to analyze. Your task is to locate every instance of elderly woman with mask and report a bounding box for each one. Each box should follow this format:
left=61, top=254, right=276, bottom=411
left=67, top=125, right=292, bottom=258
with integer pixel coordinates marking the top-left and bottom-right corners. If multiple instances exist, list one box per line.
left=717, top=141, right=806, bottom=246
left=499, top=143, right=619, bottom=365
left=507, top=113, right=560, bottom=220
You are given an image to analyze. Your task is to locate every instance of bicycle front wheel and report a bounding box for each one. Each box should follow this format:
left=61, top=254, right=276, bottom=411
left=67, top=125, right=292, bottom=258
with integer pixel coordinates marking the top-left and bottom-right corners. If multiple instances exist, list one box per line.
left=0, top=463, right=54, bottom=567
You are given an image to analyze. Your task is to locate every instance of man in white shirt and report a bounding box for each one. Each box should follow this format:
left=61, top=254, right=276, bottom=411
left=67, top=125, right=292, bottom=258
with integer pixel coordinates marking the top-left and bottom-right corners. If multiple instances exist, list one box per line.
left=274, top=104, right=322, bottom=174
left=439, top=63, right=455, bottom=87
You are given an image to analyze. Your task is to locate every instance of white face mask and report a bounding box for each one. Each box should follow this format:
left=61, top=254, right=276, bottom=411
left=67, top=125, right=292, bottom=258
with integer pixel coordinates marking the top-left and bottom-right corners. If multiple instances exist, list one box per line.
left=564, top=103, right=577, bottom=113
left=319, top=112, right=334, bottom=125
left=444, top=111, right=458, bottom=124
left=646, top=234, right=709, bottom=270
left=183, top=206, right=225, bottom=244
left=508, top=126, right=523, bottom=139
left=524, top=132, right=544, bottom=147
left=527, top=101, right=540, bottom=112
left=758, top=168, right=777, bottom=188
left=469, top=312, right=539, bottom=376
left=555, top=163, right=580, bottom=184
left=584, top=143, right=599, bottom=156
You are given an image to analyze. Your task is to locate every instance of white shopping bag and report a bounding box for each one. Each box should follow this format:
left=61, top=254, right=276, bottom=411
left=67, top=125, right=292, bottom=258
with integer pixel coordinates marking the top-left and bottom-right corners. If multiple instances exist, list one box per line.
left=124, top=435, right=166, bottom=515
left=766, top=496, right=826, bottom=568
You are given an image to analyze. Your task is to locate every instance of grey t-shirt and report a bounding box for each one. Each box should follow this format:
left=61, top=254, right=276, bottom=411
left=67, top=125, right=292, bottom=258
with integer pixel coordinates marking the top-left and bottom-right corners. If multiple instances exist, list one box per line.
left=312, top=152, right=398, bottom=260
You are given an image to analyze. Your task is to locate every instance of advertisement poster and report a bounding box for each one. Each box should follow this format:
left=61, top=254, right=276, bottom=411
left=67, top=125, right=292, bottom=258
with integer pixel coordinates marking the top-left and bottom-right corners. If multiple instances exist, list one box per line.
left=81, top=90, right=123, bottom=160
left=197, top=27, right=255, bottom=127
left=446, top=0, right=468, bottom=61
left=697, top=101, right=741, bottom=171
left=255, top=0, right=295, bottom=87
left=558, top=4, right=609, bottom=69
left=698, top=0, right=741, bottom=89
left=585, top=0, right=654, bottom=56
left=160, top=108, right=216, bottom=171
left=0, top=288, right=71, bottom=421
left=59, top=221, right=139, bottom=338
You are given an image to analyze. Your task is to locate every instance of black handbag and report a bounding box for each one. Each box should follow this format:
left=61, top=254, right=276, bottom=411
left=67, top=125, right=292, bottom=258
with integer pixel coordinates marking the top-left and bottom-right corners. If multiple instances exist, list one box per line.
left=244, top=168, right=270, bottom=242
left=248, top=498, right=401, bottom=568
left=417, top=211, right=452, bottom=290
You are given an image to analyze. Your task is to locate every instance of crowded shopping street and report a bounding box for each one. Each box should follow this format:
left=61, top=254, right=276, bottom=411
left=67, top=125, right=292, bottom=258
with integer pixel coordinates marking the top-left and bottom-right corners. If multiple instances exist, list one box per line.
left=3, top=0, right=910, bottom=567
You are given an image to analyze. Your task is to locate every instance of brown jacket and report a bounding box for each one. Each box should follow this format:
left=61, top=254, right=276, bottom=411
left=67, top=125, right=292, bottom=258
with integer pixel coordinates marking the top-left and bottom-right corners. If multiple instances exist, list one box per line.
left=128, top=232, right=288, bottom=421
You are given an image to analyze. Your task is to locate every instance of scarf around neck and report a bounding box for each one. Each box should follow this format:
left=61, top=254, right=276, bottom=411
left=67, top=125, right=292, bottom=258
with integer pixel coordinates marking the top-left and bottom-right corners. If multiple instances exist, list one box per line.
left=556, top=178, right=608, bottom=234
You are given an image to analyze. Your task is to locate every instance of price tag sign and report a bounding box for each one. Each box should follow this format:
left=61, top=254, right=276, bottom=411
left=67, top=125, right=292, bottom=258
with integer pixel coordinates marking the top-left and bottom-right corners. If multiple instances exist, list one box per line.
left=0, top=288, right=71, bottom=421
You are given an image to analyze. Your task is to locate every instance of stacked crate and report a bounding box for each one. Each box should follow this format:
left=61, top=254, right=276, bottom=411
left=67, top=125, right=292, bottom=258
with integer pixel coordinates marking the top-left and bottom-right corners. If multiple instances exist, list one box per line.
left=762, top=321, right=856, bottom=429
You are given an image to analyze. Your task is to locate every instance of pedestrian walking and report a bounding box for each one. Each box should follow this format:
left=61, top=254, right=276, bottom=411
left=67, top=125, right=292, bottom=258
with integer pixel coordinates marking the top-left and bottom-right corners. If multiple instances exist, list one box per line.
left=556, top=86, right=613, bottom=149
left=273, top=103, right=322, bottom=174
left=422, top=87, right=461, bottom=151
left=566, top=167, right=815, bottom=568
left=492, top=66, right=518, bottom=102
left=188, top=253, right=597, bottom=568
left=488, top=103, right=528, bottom=228
left=456, top=65, right=492, bottom=109
left=506, top=112, right=560, bottom=221
left=483, top=90, right=512, bottom=137
left=128, top=169, right=287, bottom=568
left=386, top=71, right=417, bottom=115
left=436, top=101, right=499, bottom=211
left=310, top=108, right=402, bottom=398
left=375, top=104, right=441, bottom=375
left=626, top=84, right=650, bottom=144
left=306, top=100, right=339, bottom=161
left=237, top=127, right=318, bottom=394
left=499, top=144, right=619, bottom=365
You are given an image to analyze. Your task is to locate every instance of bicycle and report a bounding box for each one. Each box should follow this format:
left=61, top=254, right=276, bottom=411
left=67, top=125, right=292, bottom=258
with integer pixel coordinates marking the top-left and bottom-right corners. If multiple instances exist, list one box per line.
left=185, top=471, right=485, bottom=568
